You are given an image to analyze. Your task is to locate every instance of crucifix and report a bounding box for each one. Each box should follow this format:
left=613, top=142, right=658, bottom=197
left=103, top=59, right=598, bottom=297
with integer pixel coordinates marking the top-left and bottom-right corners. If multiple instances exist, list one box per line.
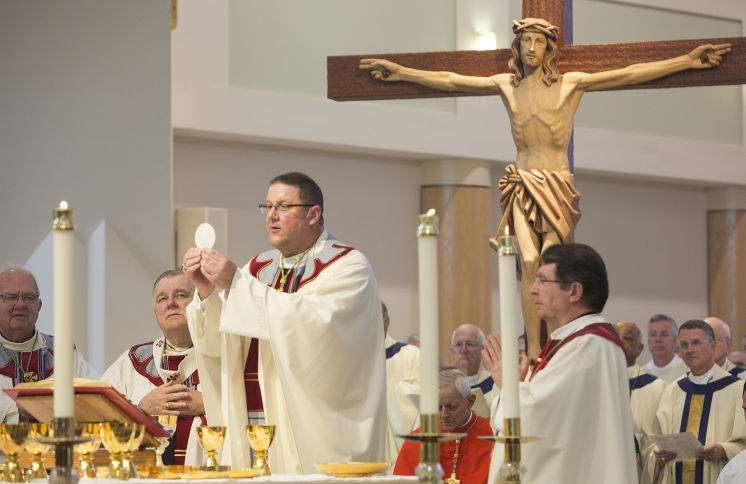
left=327, top=0, right=746, bottom=359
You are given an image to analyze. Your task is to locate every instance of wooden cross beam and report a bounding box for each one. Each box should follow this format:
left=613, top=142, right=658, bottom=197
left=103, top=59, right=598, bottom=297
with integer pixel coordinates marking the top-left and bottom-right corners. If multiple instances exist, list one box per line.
left=327, top=0, right=746, bottom=101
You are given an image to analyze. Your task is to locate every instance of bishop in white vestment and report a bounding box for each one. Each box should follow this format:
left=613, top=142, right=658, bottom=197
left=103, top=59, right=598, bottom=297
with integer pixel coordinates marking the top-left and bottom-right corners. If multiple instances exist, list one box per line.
left=485, top=244, right=637, bottom=484
left=184, top=173, right=386, bottom=474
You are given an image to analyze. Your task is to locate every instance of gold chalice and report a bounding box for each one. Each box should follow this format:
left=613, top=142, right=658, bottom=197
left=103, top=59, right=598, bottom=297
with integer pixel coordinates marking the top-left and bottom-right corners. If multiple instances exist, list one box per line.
left=0, top=423, right=31, bottom=482
left=24, top=422, right=51, bottom=480
left=74, top=422, right=103, bottom=478
left=102, top=421, right=138, bottom=480
left=155, top=415, right=177, bottom=466
left=196, top=425, right=226, bottom=470
left=121, top=423, right=145, bottom=478
left=246, top=424, right=275, bottom=476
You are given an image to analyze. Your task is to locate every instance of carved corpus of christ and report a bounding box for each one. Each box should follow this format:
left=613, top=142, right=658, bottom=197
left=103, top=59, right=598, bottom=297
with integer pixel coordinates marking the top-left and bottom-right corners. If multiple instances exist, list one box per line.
left=357, top=18, right=730, bottom=358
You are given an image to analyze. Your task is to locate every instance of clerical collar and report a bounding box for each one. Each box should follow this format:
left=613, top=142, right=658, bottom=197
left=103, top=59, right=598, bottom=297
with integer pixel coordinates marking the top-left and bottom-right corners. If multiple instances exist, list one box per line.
left=164, top=339, right=193, bottom=355
left=0, top=330, right=40, bottom=351
left=450, top=411, right=477, bottom=434
left=279, top=231, right=327, bottom=268
left=688, top=364, right=716, bottom=385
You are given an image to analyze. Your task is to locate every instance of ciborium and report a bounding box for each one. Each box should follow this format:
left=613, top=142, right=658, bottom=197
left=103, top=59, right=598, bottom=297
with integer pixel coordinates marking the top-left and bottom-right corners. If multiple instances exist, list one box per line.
left=154, top=415, right=177, bottom=466
left=74, top=422, right=103, bottom=478
left=246, top=424, right=275, bottom=476
left=25, top=422, right=51, bottom=480
left=0, top=423, right=31, bottom=482
left=102, top=421, right=141, bottom=480
left=196, top=425, right=226, bottom=470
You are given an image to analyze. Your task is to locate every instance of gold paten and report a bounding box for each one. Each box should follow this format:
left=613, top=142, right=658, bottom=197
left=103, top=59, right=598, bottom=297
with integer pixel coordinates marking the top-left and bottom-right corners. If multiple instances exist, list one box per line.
left=315, top=462, right=390, bottom=478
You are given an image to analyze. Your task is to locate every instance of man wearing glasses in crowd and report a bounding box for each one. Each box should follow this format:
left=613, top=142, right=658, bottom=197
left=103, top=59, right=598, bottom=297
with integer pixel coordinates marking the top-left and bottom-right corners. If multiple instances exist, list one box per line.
left=0, top=267, right=96, bottom=422
left=183, top=172, right=385, bottom=474
left=450, top=324, right=498, bottom=417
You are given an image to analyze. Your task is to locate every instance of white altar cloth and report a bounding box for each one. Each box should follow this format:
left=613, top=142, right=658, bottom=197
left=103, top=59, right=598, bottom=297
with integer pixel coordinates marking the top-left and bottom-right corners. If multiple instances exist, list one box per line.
left=61, top=476, right=416, bottom=483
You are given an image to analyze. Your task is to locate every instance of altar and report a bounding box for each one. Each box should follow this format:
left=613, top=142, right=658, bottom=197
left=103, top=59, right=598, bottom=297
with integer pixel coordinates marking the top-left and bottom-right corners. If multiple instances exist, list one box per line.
left=34, top=476, right=417, bottom=484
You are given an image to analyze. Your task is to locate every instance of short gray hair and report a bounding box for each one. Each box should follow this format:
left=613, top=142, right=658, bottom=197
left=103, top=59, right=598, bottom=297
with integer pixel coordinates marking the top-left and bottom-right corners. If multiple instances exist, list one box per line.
left=648, top=313, right=677, bottom=333
left=439, top=368, right=471, bottom=399
left=450, top=324, right=485, bottom=346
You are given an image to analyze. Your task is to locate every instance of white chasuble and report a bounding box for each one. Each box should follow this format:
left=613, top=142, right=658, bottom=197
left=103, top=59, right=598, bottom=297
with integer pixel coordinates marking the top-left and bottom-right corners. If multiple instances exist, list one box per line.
left=653, top=366, right=746, bottom=484
left=188, top=231, right=386, bottom=474
left=722, top=359, right=745, bottom=380
left=469, top=365, right=499, bottom=418
left=645, top=355, right=689, bottom=384
left=489, top=314, right=637, bottom=484
left=384, top=334, right=420, bottom=463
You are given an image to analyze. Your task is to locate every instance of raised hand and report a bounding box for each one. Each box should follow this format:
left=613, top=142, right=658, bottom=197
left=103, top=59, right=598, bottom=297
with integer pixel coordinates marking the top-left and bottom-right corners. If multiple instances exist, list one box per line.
left=359, top=58, right=404, bottom=81
left=200, top=249, right=237, bottom=290
left=481, top=334, right=503, bottom=388
left=182, top=247, right=213, bottom=298
left=689, top=43, right=731, bottom=69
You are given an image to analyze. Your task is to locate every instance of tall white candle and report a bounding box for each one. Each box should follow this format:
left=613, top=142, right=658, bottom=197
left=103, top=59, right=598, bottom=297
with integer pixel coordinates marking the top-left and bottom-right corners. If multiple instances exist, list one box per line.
left=497, top=229, right=520, bottom=418
left=417, top=209, right=439, bottom=415
left=52, top=200, right=74, bottom=418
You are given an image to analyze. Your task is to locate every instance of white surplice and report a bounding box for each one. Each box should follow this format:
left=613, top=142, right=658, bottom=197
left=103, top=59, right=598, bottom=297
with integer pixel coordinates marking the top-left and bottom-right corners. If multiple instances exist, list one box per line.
left=629, top=365, right=666, bottom=451
left=187, top=231, right=386, bottom=474
left=644, top=354, right=688, bottom=384
left=384, top=334, right=420, bottom=463
left=489, top=314, right=637, bottom=484
left=653, top=365, right=746, bottom=484
left=722, top=359, right=746, bottom=380
left=717, top=448, right=746, bottom=484
left=468, top=365, right=498, bottom=418
left=0, top=330, right=96, bottom=423
left=100, top=338, right=204, bottom=466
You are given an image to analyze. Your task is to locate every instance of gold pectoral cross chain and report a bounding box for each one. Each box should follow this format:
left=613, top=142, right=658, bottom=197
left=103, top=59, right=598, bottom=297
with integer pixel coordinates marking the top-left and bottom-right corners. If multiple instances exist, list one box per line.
left=445, top=439, right=461, bottom=484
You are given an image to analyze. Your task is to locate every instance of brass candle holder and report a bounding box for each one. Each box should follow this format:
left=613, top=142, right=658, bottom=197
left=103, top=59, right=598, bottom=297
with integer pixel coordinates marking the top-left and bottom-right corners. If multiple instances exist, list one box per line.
left=479, top=417, right=541, bottom=483
left=36, top=417, right=91, bottom=484
left=398, top=414, right=465, bottom=484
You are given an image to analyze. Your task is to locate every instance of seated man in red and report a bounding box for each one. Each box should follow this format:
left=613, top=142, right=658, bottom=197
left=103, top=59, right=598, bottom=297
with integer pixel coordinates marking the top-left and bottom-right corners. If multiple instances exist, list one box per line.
left=394, top=368, right=494, bottom=483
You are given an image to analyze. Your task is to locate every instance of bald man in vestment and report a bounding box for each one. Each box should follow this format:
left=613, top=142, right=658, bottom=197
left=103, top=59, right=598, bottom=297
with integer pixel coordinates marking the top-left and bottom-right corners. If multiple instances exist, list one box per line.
left=705, top=317, right=745, bottom=379
left=653, top=320, right=746, bottom=484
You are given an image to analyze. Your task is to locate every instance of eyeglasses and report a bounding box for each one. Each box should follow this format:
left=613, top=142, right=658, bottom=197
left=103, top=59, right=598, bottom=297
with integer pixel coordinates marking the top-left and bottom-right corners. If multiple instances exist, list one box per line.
left=451, top=341, right=482, bottom=350
left=678, top=338, right=712, bottom=350
left=0, top=293, right=39, bottom=304
left=258, top=202, right=314, bottom=215
left=533, top=276, right=565, bottom=287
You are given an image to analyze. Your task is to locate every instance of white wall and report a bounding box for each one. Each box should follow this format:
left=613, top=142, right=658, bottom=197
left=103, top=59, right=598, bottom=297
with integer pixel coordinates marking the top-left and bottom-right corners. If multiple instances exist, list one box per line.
left=0, top=0, right=173, bottom=372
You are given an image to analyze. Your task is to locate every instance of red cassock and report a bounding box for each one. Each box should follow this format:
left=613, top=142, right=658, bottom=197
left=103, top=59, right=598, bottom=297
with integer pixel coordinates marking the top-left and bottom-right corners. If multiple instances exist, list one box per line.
left=394, top=413, right=494, bottom=483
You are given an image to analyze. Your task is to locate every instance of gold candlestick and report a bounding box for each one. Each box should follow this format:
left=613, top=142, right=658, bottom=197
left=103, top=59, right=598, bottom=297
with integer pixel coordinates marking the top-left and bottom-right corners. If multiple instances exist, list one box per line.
left=398, top=414, right=465, bottom=484
left=500, top=417, right=523, bottom=482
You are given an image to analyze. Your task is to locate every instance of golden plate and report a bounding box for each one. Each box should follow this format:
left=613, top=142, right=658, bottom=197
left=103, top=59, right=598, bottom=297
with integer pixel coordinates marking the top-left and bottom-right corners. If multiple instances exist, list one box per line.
left=183, top=466, right=231, bottom=479
left=139, top=465, right=193, bottom=479
left=316, top=462, right=390, bottom=477
left=228, top=468, right=263, bottom=479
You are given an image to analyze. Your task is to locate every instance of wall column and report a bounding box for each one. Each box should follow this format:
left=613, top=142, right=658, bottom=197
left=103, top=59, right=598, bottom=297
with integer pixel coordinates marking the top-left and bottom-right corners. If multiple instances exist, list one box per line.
left=420, top=160, right=493, bottom=366
left=708, top=188, right=746, bottom=351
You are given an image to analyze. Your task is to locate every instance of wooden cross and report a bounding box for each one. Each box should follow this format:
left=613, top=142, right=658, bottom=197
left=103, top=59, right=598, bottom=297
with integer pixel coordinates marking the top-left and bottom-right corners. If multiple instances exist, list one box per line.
left=327, top=0, right=746, bottom=101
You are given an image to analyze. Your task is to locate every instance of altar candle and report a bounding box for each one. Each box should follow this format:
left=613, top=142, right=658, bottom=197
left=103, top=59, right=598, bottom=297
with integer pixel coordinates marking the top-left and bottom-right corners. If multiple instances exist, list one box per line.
left=417, top=209, right=439, bottom=415
left=497, top=227, right=520, bottom=418
left=52, top=200, right=74, bottom=418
